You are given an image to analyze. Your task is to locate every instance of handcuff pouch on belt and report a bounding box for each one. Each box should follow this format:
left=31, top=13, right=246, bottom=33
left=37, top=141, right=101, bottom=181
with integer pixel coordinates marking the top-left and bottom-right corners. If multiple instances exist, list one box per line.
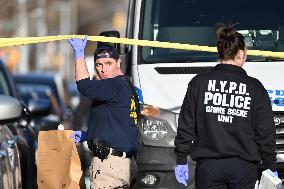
left=91, top=138, right=110, bottom=161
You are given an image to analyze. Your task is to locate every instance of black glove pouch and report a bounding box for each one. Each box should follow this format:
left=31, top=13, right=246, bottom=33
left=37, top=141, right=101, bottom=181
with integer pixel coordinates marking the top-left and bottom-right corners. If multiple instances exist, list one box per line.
left=91, top=138, right=110, bottom=160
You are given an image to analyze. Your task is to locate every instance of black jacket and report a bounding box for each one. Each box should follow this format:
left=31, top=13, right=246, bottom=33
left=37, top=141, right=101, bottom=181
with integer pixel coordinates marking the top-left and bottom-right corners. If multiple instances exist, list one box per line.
left=77, top=75, right=139, bottom=155
left=174, top=64, right=276, bottom=171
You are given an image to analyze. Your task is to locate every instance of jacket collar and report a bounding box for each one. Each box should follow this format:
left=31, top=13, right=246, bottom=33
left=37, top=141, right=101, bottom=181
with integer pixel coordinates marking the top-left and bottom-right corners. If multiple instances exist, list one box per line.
left=213, top=63, right=247, bottom=76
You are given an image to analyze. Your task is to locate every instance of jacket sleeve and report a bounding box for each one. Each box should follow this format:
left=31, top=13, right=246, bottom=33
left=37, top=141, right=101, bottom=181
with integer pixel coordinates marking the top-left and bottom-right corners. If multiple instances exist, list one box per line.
left=255, top=82, right=277, bottom=171
left=174, top=78, right=197, bottom=165
left=76, top=78, right=119, bottom=102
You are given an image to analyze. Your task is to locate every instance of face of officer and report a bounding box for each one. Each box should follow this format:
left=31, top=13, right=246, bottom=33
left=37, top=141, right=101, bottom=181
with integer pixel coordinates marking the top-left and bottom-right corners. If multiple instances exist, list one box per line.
left=95, top=55, right=122, bottom=79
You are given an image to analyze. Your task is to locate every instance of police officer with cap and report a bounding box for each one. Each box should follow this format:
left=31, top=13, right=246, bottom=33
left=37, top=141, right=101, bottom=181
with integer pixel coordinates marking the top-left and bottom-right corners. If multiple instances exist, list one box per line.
left=69, top=36, right=139, bottom=189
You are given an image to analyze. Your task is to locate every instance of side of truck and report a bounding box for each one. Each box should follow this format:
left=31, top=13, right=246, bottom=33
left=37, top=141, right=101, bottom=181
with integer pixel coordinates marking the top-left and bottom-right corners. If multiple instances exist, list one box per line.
left=101, top=0, right=284, bottom=188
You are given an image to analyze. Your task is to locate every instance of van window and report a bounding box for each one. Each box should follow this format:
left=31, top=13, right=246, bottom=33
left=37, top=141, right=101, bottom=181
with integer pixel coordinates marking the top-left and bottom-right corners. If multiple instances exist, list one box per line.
left=140, top=0, right=284, bottom=63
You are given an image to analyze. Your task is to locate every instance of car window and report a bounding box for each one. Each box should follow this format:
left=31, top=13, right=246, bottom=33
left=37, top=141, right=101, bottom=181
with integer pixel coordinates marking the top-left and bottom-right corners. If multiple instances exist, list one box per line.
left=0, top=72, right=11, bottom=96
left=0, top=86, right=4, bottom=94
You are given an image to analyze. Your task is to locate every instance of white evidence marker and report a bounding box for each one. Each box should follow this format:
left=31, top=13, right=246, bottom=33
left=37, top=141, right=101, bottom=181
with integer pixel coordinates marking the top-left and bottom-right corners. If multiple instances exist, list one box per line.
left=58, top=124, right=64, bottom=130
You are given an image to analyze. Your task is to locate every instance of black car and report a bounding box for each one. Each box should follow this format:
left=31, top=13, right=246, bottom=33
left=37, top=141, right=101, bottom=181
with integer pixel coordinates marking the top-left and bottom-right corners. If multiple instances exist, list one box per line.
left=13, top=72, right=72, bottom=130
left=0, top=60, right=50, bottom=189
left=15, top=85, right=61, bottom=132
left=0, top=95, right=22, bottom=189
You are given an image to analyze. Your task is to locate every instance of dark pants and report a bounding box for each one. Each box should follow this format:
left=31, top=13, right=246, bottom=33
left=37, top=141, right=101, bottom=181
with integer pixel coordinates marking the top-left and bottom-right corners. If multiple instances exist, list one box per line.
left=195, top=157, right=257, bottom=189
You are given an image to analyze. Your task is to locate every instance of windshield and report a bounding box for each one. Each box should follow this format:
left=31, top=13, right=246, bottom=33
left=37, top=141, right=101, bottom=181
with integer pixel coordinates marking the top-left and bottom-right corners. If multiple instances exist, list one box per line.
left=140, top=0, right=284, bottom=63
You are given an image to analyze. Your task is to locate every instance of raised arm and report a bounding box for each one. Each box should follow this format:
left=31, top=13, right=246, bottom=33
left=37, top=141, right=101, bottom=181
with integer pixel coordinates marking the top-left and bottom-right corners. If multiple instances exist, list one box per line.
left=69, top=36, right=90, bottom=81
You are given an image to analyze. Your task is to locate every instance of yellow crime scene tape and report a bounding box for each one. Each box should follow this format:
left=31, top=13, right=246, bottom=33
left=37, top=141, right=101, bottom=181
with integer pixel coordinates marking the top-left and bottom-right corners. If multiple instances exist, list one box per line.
left=1, top=35, right=284, bottom=59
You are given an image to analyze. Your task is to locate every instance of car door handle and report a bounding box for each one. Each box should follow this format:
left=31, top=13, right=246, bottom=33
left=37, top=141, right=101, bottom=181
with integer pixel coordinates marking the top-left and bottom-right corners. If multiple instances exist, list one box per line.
left=8, top=139, right=17, bottom=148
left=0, top=150, right=7, bottom=158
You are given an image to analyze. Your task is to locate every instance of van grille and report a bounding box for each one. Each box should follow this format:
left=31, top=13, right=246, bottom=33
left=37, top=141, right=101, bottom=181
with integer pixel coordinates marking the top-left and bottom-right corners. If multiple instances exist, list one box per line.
left=275, top=113, right=284, bottom=154
left=154, top=67, right=213, bottom=74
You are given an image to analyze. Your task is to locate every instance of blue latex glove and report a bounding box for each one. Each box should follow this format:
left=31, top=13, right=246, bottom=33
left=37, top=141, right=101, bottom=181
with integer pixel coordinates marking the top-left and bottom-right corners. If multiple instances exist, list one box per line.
left=272, top=171, right=279, bottom=178
left=70, top=130, right=88, bottom=143
left=68, top=36, right=88, bottom=60
left=175, top=164, right=189, bottom=187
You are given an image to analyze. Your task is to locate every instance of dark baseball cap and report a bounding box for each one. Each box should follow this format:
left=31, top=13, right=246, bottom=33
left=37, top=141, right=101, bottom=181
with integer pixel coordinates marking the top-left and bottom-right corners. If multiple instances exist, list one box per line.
left=94, top=45, right=119, bottom=61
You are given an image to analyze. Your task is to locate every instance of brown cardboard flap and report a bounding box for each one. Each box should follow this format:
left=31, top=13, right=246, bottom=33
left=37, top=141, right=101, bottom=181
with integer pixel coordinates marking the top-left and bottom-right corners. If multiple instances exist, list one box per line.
left=37, top=130, right=82, bottom=189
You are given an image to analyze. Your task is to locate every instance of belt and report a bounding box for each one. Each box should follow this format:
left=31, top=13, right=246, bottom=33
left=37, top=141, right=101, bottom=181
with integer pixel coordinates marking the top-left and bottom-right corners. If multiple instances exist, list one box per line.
left=111, top=149, right=137, bottom=159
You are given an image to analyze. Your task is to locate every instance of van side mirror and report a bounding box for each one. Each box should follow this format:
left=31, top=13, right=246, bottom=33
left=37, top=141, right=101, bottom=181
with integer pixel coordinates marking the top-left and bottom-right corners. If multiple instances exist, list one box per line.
left=0, top=95, right=22, bottom=123
left=98, top=30, right=121, bottom=54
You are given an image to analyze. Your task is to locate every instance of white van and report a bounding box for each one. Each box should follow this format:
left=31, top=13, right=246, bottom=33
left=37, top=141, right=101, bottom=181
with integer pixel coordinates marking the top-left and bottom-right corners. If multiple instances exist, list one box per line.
left=101, top=0, right=284, bottom=188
